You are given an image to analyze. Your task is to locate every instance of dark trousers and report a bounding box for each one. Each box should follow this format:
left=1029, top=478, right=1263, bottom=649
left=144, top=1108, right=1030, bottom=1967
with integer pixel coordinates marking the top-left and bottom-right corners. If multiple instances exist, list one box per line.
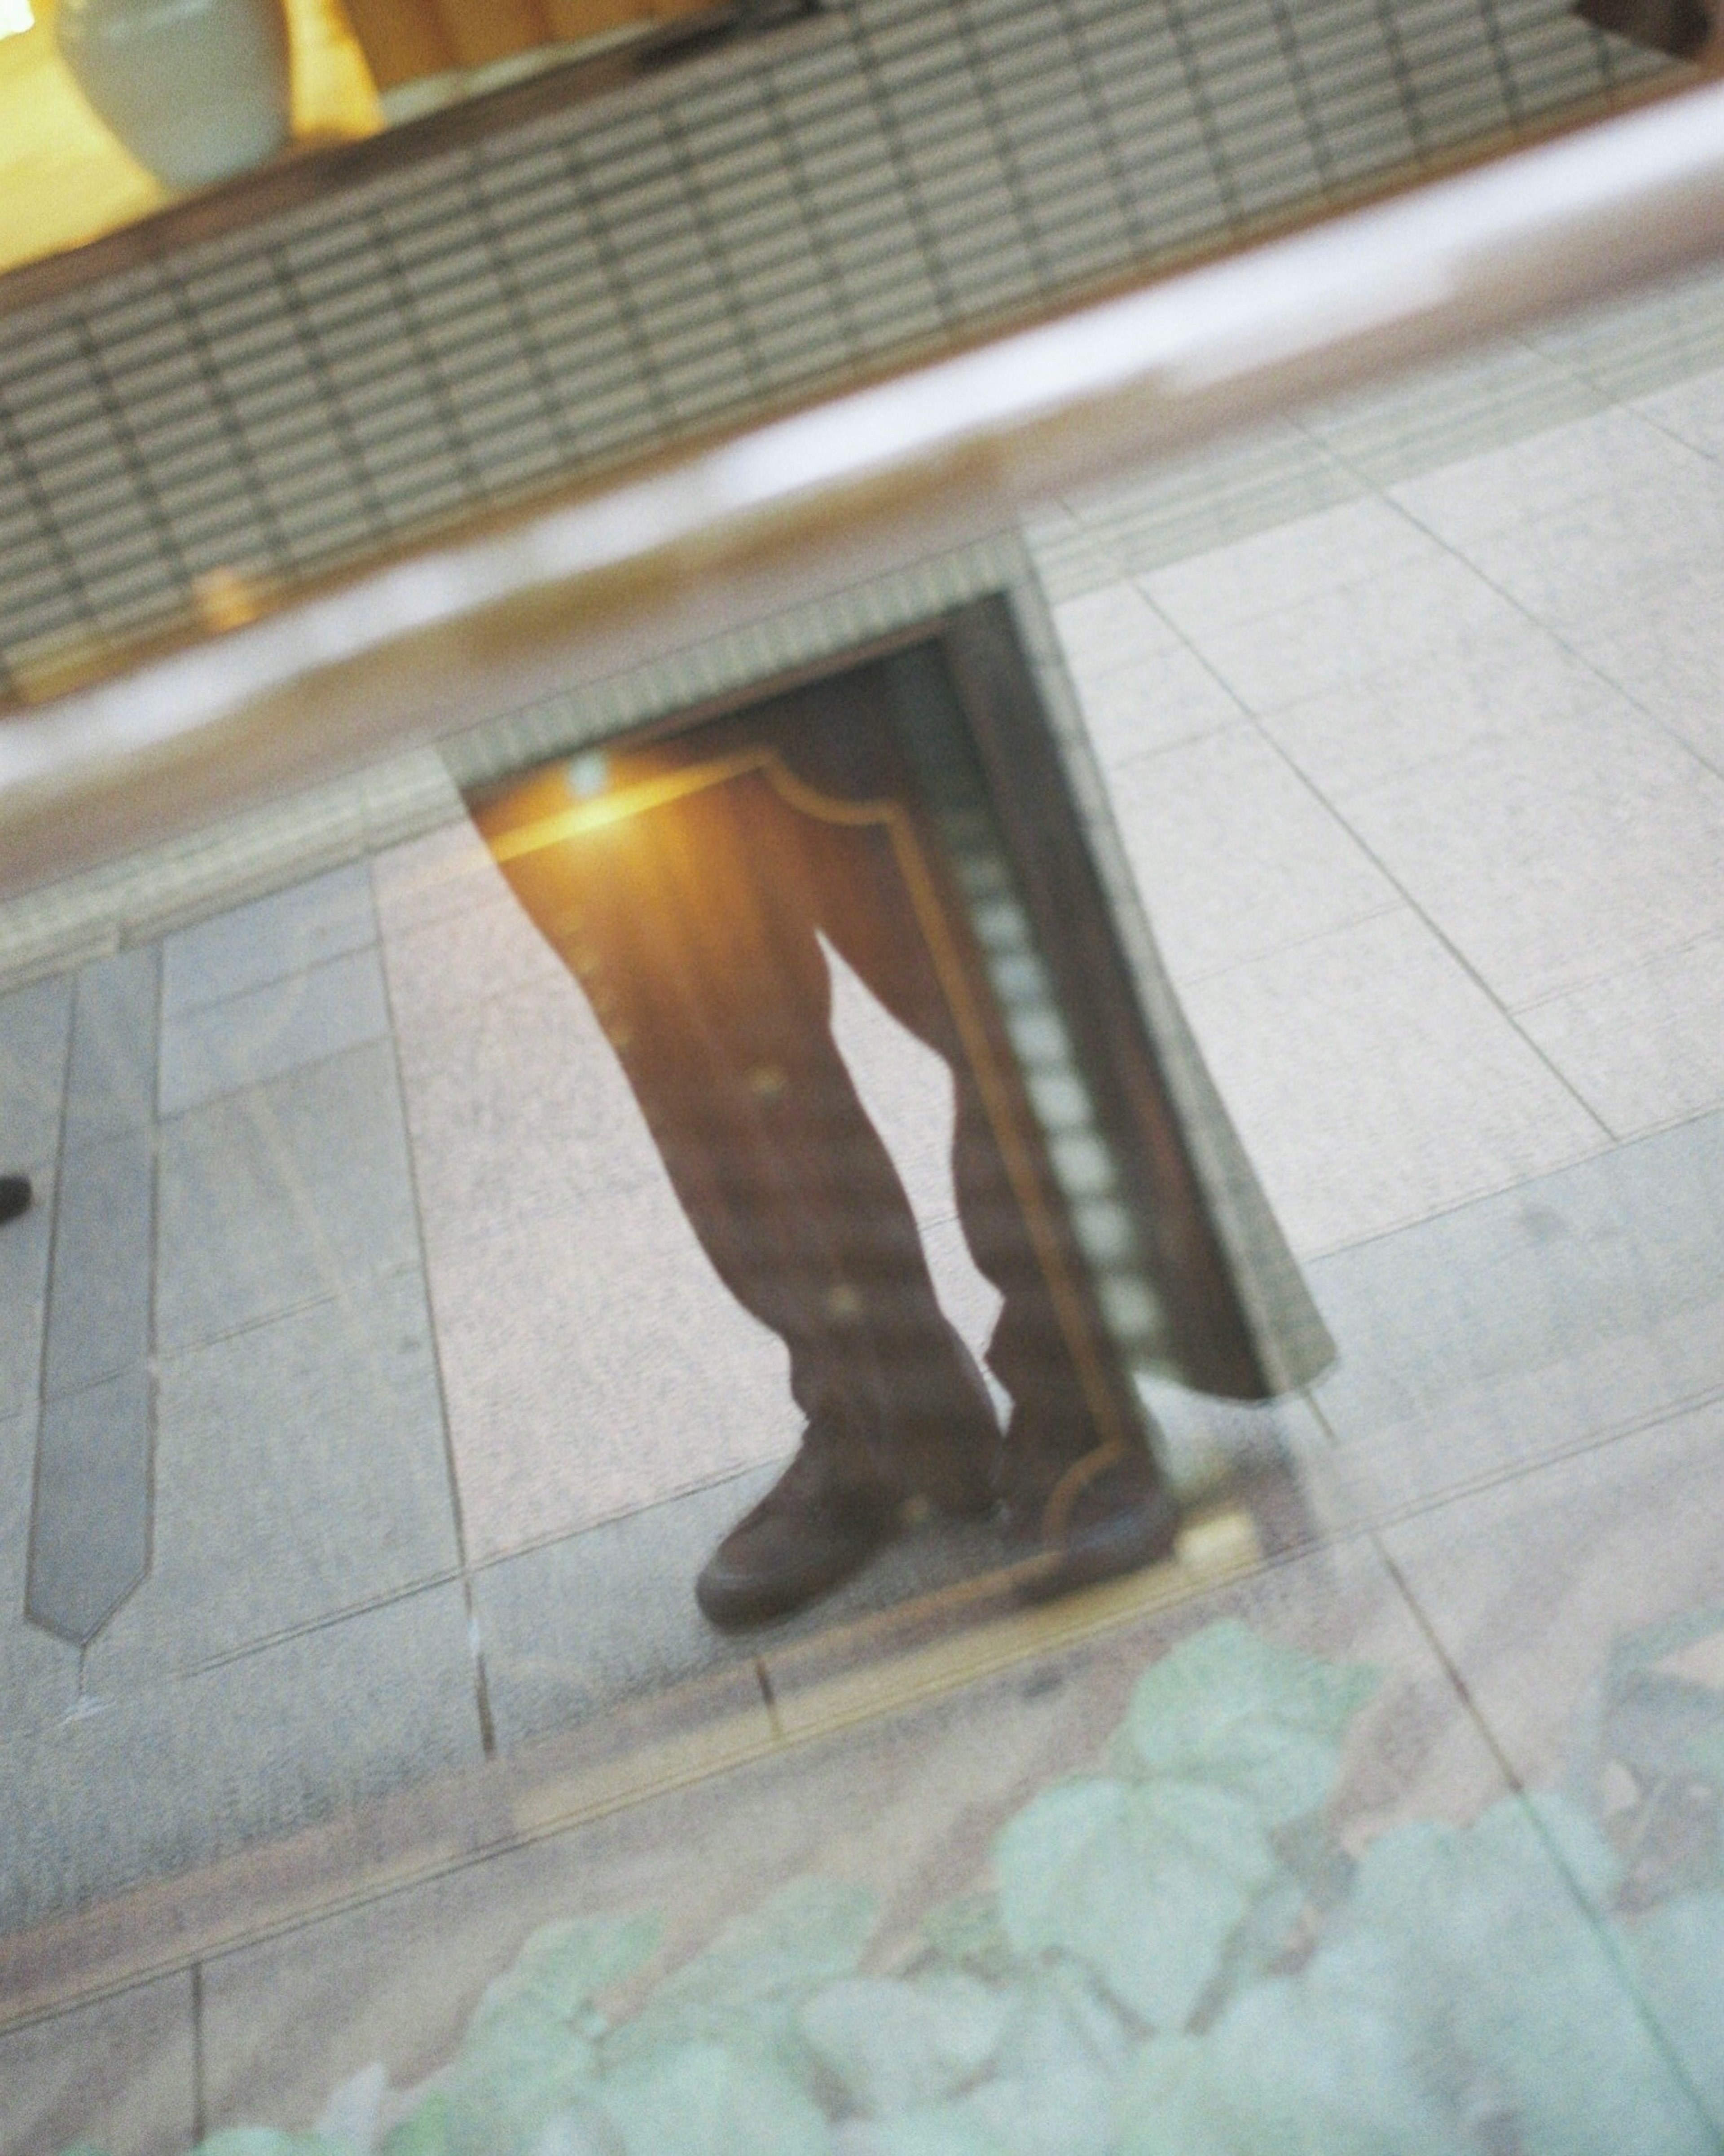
left=471, top=679, right=1125, bottom=1503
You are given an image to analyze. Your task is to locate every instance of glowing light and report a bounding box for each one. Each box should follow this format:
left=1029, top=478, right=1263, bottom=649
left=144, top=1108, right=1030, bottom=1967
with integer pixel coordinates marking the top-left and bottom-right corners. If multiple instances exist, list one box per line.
left=566, top=751, right=609, bottom=800
left=0, top=0, right=34, bottom=37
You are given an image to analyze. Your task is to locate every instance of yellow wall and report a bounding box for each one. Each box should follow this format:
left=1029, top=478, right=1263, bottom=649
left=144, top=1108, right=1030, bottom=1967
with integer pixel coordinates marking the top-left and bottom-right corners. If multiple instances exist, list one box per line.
left=0, top=0, right=383, bottom=280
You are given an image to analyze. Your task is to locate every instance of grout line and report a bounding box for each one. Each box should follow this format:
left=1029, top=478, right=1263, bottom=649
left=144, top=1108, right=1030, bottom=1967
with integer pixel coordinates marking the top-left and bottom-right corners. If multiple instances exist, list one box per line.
left=1352, top=1417, right=1724, bottom=2140
left=154, top=1025, right=398, bottom=1137
left=190, top=1958, right=207, bottom=2146
left=1244, top=713, right=1621, bottom=1148
left=1159, top=895, right=1409, bottom=995
left=370, top=856, right=496, bottom=1760
left=1376, top=451, right=1724, bottom=799
left=1508, top=917, right=1724, bottom=1018
left=162, top=925, right=381, bottom=1030
left=1311, top=1368, right=1724, bottom=1543
left=1293, top=1093, right=1724, bottom=1268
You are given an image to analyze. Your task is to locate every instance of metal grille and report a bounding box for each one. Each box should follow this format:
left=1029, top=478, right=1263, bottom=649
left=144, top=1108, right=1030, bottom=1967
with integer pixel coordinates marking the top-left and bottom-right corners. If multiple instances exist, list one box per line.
left=0, top=0, right=1667, bottom=701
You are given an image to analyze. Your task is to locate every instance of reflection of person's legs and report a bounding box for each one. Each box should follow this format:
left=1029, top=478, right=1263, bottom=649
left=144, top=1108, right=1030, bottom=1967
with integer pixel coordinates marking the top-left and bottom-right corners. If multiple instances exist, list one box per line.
left=479, top=765, right=998, bottom=1626
left=809, top=812, right=1176, bottom=1583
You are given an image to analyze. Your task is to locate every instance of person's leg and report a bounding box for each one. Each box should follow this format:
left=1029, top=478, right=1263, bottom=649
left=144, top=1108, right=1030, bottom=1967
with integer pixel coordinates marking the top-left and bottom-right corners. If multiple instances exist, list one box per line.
left=0, top=1174, right=31, bottom=1226
left=471, top=760, right=997, bottom=1624
left=791, top=778, right=1179, bottom=1593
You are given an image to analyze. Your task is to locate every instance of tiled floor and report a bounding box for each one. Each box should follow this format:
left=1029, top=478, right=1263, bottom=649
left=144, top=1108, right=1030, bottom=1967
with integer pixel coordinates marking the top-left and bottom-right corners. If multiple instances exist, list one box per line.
left=5, top=350, right=1724, bottom=2152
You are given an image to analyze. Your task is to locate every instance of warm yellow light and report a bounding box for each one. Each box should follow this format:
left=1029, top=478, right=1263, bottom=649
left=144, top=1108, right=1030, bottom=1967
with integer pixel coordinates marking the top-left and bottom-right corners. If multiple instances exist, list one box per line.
left=0, top=0, right=34, bottom=41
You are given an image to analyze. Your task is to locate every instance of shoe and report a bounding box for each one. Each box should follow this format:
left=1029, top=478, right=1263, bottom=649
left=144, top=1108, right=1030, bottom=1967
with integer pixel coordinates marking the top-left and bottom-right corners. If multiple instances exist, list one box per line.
left=1001, top=1425, right=1180, bottom=1603
left=0, top=1175, right=31, bottom=1227
left=696, top=1427, right=903, bottom=1630
left=696, top=1340, right=1000, bottom=1631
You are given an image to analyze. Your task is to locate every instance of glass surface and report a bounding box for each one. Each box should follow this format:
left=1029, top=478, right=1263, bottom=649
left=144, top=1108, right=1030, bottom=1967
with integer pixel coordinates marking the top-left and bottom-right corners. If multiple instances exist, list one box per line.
left=6, top=269, right=1724, bottom=2153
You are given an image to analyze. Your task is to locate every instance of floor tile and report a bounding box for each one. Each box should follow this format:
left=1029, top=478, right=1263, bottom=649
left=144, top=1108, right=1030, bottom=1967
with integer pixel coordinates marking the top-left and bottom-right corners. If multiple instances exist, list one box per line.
left=1051, top=583, right=1245, bottom=770
left=0, top=975, right=73, bottom=1174
left=1178, top=908, right=1603, bottom=1257
left=1134, top=1380, right=1354, bottom=1532
left=3, top=1583, right=483, bottom=1935
left=1307, top=1106, right=1724, bottom=1517
left=154, top=1039, right=421, bottom=1353
left=1106, top=724, right=1399, bottom=983
left=40, top=1127, right=153, bottom=1399
left=371, top=816, right=499, bottom=941
left=1635, top=363, right=1724, bottom=461
left=1442, top=490, right=1724, bottom=631
left=1516, top=930, right=1724, bottom=1136
left=1494, top=549, right=1724, bottom=774
left=161, top=861, right=376, bottom=1017
left=826, top=936, right=965, bottom=1241
left=1047, top=420, right=1359, bottom=591
left=1336, top=703, right=1724, bottom=1008
left=0, top=1166, right=52, bottom=1423
left=1298, top=336, right=1608, bottom=485
left=916, top=1213, right=1004, bottom=1399
left=1050, top=582, right=1187, bottom=679
left=1257, top=614, right=1620, bottom=807
left=376, top=871, right=567, bottom=1026
left=200, top=1534, right=1508, bottom=2139
left=428, top=1190, right=799, bottom=1564
left=25, top=1368, right=151, bottom=1649
left=85, top=1270, right=460, bottom=1691
left=1382, top=1400, right=1724, bottom=2125
left=156, top=944, right=391, bottom=1116
left=1152, top=546, right=1524, bottom=715
left=0, top=1410, right=78, bottom=1730
left=1387, top=404, right=1711, bottom=547
left=388, top=960, right=666, bottom=1237
left=0, top=1971, right=197, bottom=2156
left=1140, top=496, right=1442, bottom=639
left=471, top=1469, right=771, bottom=1748
left=474, top=1464, right=1062, bottom=1758
left=1066, top=638, right=1246, bottom=770
left=62, top=948, right=159, bottom=1150
left=1381, top=1401, right=1724, bottom=1800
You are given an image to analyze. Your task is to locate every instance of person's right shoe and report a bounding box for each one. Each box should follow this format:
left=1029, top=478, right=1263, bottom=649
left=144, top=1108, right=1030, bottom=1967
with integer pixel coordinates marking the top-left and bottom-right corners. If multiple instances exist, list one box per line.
left=0, top=1175, right=31, bottom=1227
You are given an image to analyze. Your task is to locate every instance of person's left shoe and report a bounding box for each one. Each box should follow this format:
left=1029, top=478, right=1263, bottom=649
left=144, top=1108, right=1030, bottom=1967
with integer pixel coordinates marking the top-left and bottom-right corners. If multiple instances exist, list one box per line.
left=0, top=1174, right=31, bottom=1227
left=1000, top=1425, right=1180, bottom=1602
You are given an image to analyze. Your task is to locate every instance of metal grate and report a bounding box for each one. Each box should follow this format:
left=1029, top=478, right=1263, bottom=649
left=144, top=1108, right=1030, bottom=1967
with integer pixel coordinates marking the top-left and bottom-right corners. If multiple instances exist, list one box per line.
left=0, top=0, right=1669, bottom=702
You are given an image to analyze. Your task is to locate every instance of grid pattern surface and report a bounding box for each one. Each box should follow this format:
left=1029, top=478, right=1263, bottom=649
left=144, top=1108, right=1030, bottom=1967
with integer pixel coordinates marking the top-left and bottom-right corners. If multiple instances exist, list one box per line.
left=0, top=0, right=1665, bottom=699
left=4, top=248, right=1721, bottom=993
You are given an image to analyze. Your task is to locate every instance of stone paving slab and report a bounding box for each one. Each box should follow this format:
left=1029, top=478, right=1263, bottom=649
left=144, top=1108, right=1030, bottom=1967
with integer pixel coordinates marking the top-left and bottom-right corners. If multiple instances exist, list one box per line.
left=154, top=1040, right=422, bottom=1354
left=161, top=863, right=377, bottom=1018
left=157, top=947, right=391, bottom=1118
left=62, top=949, right=158, bottom=1151
left=85, top=1270, right=461, bottom=1694
left=0, top=1584, right=483, bottom=1937
left=0, top=976, right=72, bottom=1174
left=40, top=1127, right=152, bottom=1400
left=25, top=1371, right=152, bottom=1648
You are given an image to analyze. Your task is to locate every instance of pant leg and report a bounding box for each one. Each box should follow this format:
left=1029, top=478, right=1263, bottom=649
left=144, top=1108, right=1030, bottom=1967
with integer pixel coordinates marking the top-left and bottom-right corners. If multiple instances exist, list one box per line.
left=773, top=761, right=1113, bottom=1466
left=472, top=758, right=991, bottom=1495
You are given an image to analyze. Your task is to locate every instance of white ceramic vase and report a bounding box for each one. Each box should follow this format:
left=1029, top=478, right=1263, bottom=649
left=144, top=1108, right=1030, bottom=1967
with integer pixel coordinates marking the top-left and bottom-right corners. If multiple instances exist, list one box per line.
left=56, top=0, right=291, bottom=191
